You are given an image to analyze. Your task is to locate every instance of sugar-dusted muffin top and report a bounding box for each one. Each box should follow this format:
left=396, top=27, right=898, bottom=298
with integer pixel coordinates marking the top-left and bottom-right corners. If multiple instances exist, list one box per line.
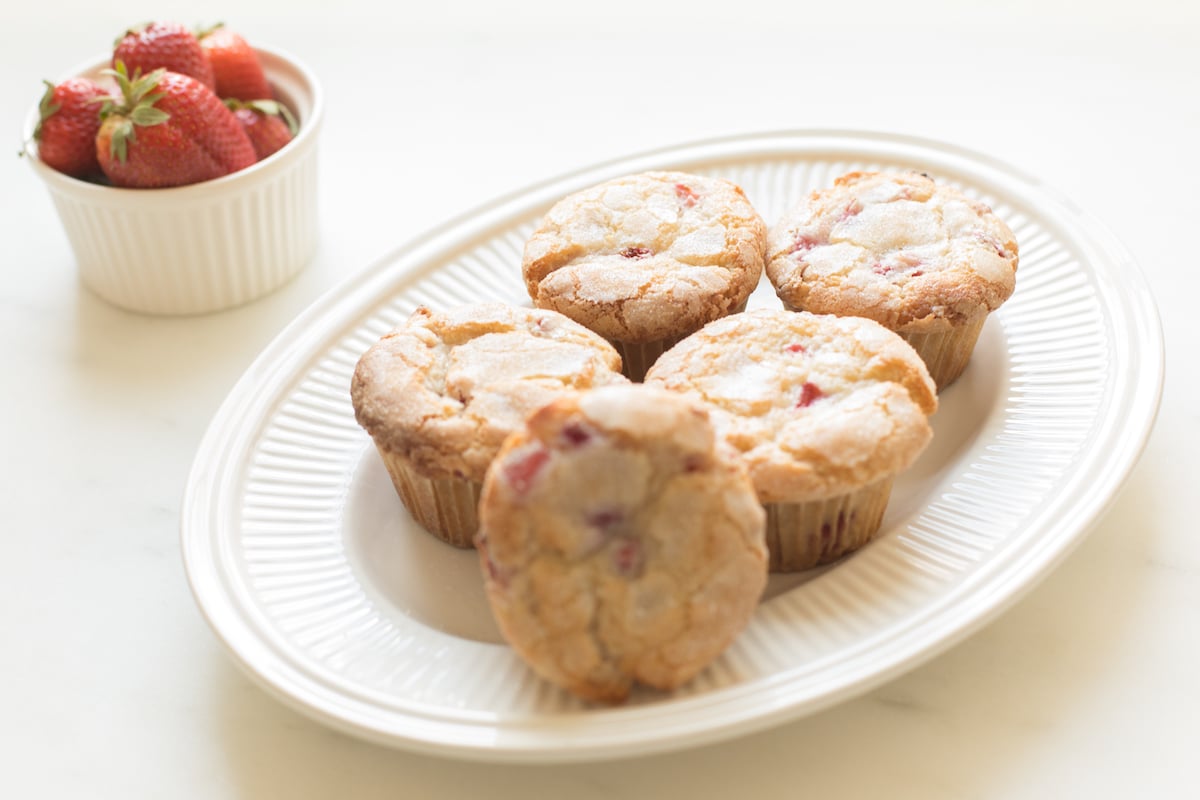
left=766, top=171, right=1019, bottom=333
left=645, top=309, right=937, bottom=503
left=350, top=304, right=626, bottom=483
left=476, top=384, right=767, bottom=704
left=522, top=171, right=767, bottom=343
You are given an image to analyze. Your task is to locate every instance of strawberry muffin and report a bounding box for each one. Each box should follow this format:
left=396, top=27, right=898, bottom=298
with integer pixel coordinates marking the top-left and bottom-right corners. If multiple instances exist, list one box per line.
left=351, top=304, right=627, bottom=547
left=521, top=170, right=767, bottom=381
left=476, top=384, right=767, bottom=703
left=766, top=170, right=1018, bottom=389
left=646, top=309, right=937, bottom=572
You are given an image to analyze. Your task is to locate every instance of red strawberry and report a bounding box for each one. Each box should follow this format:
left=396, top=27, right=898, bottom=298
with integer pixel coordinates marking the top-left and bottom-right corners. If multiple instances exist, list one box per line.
left=227, top=99, right=297, bottom=160
left=113, top=22, right=215, bottom=88
left=33, top=78, right=110, bottom=177
left=199, top=24, right=272, bottom=101
left=96, top=64, right=256, bottom=188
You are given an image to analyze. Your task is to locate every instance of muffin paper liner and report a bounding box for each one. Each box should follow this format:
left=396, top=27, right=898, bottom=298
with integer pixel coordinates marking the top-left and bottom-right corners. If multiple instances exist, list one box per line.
left=376, top=446, right=482, bottom=548
left=764, top=476, right=894, bottom=572
left=779, top=302, right=988, bottom=392
left=611, top=338, right=679, bottom=384
left=899, top=312, right=988, bottom=390
left=613, top=298, right=749, bottom=382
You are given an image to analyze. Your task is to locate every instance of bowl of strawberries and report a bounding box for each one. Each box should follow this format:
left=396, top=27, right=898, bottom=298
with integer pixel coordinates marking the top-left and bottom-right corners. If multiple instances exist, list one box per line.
left=24, top=22, right=323, bottom=315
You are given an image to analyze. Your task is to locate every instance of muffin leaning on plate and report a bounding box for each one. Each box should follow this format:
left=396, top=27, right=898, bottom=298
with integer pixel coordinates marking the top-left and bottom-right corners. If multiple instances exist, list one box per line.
left=645, top=308, right=937, bottom=572
left=351, top=303, right=627, bottom=547
left=476, top=384, right=768, bottom=703
left=766, top=170, right=1018, bottom=389
left=522, top=170, right=767, bottom=381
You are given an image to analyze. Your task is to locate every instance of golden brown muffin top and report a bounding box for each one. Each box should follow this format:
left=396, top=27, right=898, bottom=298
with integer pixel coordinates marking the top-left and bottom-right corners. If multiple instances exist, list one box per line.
left=522, top=171, right=767, bottom=343
left=767, top=171, right=1018, bottom=333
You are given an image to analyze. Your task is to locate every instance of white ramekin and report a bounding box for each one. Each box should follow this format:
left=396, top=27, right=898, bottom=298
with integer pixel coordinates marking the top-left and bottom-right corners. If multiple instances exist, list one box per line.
left=24, top=47, right=323, bottom=315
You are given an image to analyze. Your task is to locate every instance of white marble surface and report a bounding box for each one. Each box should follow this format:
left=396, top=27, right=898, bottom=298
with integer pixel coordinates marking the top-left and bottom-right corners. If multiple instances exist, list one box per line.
left=2, top=2, right=1195, bottom=797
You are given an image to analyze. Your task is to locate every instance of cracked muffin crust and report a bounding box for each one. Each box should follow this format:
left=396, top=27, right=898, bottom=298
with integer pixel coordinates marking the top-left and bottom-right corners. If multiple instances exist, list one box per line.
left=645, top=309, right=937, bottom=571
left=522, top=170, right=767, bottom=380
left=766, top=170, right=1018, bottom=388
left=476, top=384, right=768, bottom=704
left=351, top=303, right=627, bottom=547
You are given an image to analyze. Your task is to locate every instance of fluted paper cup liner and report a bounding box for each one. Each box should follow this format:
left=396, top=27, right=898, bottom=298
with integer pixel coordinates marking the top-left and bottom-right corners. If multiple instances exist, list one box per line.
left=764, top=476, right=894, bottom=572
left=780, top=301, right=988, bottom=392
left=899, top=312, right=988, bottom=390
left=377, top=446, right=483, bottom=549
left=24, top=47, right=323, bottom=315
left=613, top=297, right=750, bottom=382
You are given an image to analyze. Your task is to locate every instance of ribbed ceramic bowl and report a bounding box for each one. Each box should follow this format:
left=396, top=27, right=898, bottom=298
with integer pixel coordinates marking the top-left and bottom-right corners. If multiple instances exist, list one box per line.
left=24, top=46, right=323, bottom=315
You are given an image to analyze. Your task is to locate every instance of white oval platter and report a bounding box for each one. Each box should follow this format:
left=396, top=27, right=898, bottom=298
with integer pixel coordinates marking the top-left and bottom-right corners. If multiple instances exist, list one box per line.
left=182, top=130, right=1163, bottom=762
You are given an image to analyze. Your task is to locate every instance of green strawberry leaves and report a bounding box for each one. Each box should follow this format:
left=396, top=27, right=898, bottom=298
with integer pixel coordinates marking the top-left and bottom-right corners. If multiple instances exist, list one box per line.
left=195, top=21, right=226, bottom=40
left=128, top=102, right=169, bottom=126
left=224, top=97, right=298, bottom=135
left=106, top=118, right=136, bottom=163
left=100, top=61, right=171, bottom=162
left=33, top=80, right=62, bottom=142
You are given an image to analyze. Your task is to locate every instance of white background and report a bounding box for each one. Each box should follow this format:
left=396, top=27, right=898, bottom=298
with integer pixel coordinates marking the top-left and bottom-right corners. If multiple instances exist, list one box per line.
left=2, top=1, right=1196, bottom=797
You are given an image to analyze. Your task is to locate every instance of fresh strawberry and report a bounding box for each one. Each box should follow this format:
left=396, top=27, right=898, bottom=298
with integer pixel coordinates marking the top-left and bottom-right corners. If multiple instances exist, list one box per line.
left=96, top=64, right=256, bottom=188
left=227, top=99, right=297, bottom=160
left=199, top=24, right=272, bottom=100
left=113, top=22, right=215, bottom=88
left=32, top=78, right=110, bottom=177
